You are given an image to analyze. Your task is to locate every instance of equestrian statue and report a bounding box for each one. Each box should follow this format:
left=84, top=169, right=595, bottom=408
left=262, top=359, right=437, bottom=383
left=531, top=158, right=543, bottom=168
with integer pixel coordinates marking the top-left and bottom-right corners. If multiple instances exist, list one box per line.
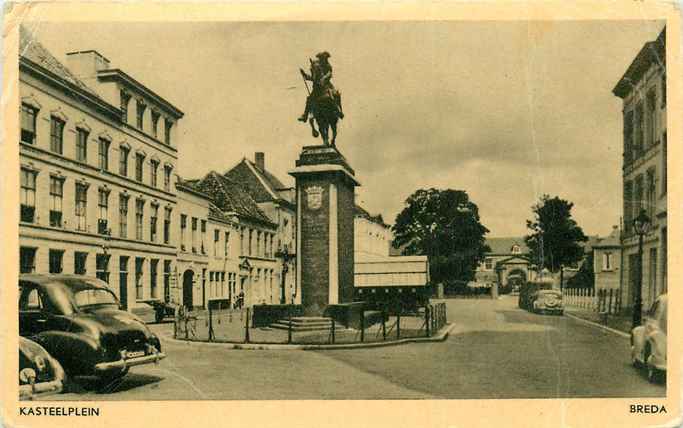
left=298, top=51, right=344, bottom=146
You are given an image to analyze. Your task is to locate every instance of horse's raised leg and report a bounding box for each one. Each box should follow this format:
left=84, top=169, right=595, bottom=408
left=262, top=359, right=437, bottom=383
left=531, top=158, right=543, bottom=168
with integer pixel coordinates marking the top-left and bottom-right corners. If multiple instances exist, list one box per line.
left=309, top=118, right=319, bottom=138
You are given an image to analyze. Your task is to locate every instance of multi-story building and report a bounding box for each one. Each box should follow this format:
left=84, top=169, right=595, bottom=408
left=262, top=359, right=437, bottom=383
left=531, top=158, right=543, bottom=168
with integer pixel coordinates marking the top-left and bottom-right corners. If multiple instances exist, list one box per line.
left=224, top=153, right=297, bottom=304
left=18, top=28, right=183, bottom=311
left=592, top=225, right=622, bottom=291
left=354, top=204, right=392, bottom=261
left=613, top=28, right=667, bottom=310
left=175, top=179, right=240, bottom=309
left=187, top=171, right=279, bottom=308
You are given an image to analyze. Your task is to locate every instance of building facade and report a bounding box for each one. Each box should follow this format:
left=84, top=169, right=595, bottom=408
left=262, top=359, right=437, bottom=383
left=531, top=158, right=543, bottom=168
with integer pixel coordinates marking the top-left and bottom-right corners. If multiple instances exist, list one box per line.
left=475, top=238, right=533, bottom=288
left=613, top=28, right=667, bottom=310
left=224, top=153, right=298, bottom=304
left=19, top=28, right=183, bottom=312
left=592, top=226, right=622, bottom=291
left=354, top=204, right=392, bottom=261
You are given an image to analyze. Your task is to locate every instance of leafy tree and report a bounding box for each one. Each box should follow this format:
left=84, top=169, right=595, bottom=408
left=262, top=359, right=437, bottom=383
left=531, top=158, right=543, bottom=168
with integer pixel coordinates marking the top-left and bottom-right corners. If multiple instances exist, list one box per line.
left=524, top=195, right=588, bottom=288
left=392, top=188, right=490, bottom=286
left=566, top=252, right=595, bottom=289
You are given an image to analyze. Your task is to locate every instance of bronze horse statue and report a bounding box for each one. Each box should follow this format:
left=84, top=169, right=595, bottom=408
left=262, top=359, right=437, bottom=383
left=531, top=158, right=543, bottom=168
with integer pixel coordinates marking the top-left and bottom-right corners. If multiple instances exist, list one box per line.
left=307, top=89, right=341, bottom=146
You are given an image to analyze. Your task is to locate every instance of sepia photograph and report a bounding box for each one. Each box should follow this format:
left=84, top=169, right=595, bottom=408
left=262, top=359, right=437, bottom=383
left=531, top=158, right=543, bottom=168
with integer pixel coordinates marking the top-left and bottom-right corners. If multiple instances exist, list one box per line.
left=2, top=2, right=681, bottom=427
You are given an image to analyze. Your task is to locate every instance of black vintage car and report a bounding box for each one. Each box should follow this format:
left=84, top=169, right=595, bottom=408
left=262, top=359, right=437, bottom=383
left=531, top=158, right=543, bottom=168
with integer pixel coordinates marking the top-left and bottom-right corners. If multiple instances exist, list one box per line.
left=19, top=274, right=165, bottom=382
left=19, top=336, right=65, bottom=400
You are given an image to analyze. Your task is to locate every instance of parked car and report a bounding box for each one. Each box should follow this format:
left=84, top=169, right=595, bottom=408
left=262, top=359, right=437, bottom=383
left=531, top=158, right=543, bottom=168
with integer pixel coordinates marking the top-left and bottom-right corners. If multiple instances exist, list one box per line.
left=19, top=336, right=65, bottom=400
left=19, top=274, right=165, bottom=383
left=631, top=294, right=667, bottom=383
left=531, top=289, right=564, bottom=315
left=518, top=277, right=554, bottom=310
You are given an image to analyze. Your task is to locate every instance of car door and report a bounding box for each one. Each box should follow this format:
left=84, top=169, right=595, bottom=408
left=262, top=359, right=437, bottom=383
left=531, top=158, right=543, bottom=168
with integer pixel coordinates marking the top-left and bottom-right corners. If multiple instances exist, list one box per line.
left=19, top=285, right=51, bottom=337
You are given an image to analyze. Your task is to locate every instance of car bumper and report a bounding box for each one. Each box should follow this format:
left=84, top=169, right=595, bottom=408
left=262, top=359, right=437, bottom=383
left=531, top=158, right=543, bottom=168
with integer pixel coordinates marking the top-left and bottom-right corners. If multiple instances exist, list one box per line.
left=538, top=306, right=563, bottom=313
left=94, top=352, right=166, bottom=372
left=19, top=379, right=63, bottom=400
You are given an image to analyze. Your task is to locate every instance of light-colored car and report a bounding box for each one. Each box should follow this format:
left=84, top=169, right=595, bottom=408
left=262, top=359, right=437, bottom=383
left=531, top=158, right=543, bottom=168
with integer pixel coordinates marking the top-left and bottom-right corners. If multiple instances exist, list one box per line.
left=631, top=294, right=667, bottom=383
left=531, top=290, right=564, bottom=315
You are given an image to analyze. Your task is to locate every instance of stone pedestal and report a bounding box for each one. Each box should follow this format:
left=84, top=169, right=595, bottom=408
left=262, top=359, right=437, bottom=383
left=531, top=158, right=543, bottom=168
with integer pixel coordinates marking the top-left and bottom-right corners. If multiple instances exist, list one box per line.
left=289, top=145, right=359, bottom=316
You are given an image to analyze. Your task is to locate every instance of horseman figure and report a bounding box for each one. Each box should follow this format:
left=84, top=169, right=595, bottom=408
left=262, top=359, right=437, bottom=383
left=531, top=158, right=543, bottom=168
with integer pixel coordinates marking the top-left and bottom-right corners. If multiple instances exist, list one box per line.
left=298, top=51, right=344, bottom=146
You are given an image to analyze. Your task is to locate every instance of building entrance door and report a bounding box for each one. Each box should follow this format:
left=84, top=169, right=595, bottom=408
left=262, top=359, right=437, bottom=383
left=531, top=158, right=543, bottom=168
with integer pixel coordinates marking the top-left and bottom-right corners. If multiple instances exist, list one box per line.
left=183, top=270, right=194, bottom=309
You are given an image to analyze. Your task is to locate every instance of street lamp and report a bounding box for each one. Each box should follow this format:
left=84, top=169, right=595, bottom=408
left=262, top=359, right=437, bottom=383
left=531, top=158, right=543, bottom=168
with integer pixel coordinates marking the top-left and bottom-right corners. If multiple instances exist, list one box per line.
left=632, top=209, right=651, bottom=328
left=275, top=245, right=295, bottom=304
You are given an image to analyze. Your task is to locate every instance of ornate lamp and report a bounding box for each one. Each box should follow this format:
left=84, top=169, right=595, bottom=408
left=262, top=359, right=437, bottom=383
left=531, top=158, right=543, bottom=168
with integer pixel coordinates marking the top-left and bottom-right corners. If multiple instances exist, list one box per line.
left=632, top=209, right=651, bottom=328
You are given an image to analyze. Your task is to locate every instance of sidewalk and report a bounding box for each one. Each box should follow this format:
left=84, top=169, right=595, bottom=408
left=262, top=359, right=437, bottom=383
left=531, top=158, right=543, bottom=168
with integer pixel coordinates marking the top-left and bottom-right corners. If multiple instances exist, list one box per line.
left=564, top=307, right=633, bottom=335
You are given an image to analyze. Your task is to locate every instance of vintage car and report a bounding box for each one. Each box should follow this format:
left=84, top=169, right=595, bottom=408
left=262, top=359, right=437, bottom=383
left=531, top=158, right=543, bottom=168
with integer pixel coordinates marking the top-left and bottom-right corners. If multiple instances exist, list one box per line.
left=19, top=336, right=65, bottom=400
left=19, top=274, right=165, bottom=382
left=531, top=289, right=564, bottom=315
left=631, top=294, right=667, bottom=383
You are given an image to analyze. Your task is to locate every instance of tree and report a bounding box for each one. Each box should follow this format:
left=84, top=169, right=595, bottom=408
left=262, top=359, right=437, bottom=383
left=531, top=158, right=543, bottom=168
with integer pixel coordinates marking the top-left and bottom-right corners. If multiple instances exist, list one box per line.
left=566, top=252, right=595, bottom=289
left=524, top=195, right=588, bottom=289
left=392, top=188, right=490, bottom=287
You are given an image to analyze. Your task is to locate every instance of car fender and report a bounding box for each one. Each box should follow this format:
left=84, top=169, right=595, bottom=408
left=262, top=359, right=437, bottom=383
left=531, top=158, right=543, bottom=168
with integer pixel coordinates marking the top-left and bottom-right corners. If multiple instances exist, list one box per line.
left=33, top=331, right=103, bottom=375
left=631, top=326, right=647, bottom=362
left=646, top=330, right=667, bottom=368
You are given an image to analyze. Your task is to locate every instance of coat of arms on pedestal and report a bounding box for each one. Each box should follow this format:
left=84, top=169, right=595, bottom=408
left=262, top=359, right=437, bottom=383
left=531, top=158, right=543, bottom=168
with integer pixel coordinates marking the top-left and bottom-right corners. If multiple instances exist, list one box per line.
left=305, top=185, right=324, bottom=210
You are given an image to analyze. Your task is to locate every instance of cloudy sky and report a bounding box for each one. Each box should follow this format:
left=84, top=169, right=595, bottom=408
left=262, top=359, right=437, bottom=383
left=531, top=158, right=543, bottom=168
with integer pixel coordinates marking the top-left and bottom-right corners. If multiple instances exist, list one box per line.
left=31, top=20, right=664, bottom=237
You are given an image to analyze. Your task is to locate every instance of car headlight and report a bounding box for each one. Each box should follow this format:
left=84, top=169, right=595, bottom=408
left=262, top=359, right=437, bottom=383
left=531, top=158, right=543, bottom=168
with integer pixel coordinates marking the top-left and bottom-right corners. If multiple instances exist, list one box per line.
left=19, top=368, right=37, bottom=384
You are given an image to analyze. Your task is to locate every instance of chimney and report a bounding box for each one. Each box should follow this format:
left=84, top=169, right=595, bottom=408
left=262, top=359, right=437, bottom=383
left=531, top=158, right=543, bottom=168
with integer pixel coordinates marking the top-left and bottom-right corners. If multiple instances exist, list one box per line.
left=255, top=152, right=265, bottom=172
left=65, top=50, right=110, bottom=81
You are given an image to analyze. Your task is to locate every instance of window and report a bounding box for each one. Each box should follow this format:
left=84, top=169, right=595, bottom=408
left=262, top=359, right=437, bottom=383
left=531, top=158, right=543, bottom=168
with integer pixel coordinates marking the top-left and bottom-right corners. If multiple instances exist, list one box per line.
left=164, top=165, right=172, bottom=191
left=649, top=248, right=658, bottom=303
left=20, top=169, right=37, bottom=223
left=136, top=100, right=146, bottom=130
left=119, top=194, right=129, bottom=238
left=21, top=104, right=37, bottom=144
left=484, top=258, right=493, bottom=270
left=602, top=252, right=613, bottom=271
left=150, top=160, right=159, bottom=187
left=214, top=229, right=220, bottom=256
left=150, top=204, right=158, bottom=243
left=163, top=260, right=172, bottom=302
left=119, top=146, right=130, bottom=176
left=20, top=247, right=36, bottom=274
left=224, top=232, right=230, bottom=257
left=96, top=254, right=110, bottom=283
left=662, top=132, right=667, bottom=196
left=634, top=175, right=644, bottom=220
left=511, top=245, right=521, bottom=254
left=634, top=103, right=644, bottom=157
left=164, top=118, right=173, bottom=145
left=201, top=220, right=207, bottom=254
left=98, top=138, right=110, bottom=170
left=150, top=259, right=159, bottom=299
left=164, top=207, right=171, bottom=244
left=49, top=249, right=64, bottom=274
left=152, top=111, right=160, bottom=138
left=76, top=128, right=89, bottom=162
left=135, top=257, right=144, bottom=300
left=624, top=181, right=633, bottom=236
left=135, top=199, right=144, bottom=240
left=180, top=214, right=187, bottom=251
left=646, top=169, right=656, bottom=220
left=646, top=90, right=657, bottom=148
left=98, top=189, right=109, bottom=235
left=75, top=183, right=88, bottom=231
left=50, top=116, right=65, bottom=154
left=120, top=90, right=131, bottom=123
left=248, top=229, right=253, bottom=256
left=624, top=110, right=634, bottom=164
left=135, top=153, right=145, bottom=182
left=18, top=170, right=41, bottom=225
left=191, top=217, right=198, bottom=253
left=75, top=252, right=88, bottom=275
left=49, top=177, right=63, bottom=227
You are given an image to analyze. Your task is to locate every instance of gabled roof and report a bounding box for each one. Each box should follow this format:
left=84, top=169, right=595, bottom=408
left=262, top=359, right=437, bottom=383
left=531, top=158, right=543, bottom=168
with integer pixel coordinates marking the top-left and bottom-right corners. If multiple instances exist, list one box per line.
left=192, top=171, right=274, bottom=227
left=355, top=204, right=390, bottom=228
left=485, top=237, right=529, bottom=255
left=224, top=159, right=292, bottom=205
left=613, top=28, right=666, bottom=99
left=19, top=26, right=97, bottom=96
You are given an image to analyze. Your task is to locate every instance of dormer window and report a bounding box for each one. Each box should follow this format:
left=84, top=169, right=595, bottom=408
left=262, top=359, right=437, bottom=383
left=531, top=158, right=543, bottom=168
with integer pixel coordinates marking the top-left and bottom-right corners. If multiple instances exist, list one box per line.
left=136, top=100, right=146, bottom=130
left=511, top=245, right=521, bottom=254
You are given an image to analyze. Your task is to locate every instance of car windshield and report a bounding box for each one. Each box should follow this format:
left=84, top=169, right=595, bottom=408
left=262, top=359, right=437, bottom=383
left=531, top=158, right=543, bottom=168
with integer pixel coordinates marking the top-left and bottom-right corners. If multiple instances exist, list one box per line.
left=74, top=288, right=119, bottom=308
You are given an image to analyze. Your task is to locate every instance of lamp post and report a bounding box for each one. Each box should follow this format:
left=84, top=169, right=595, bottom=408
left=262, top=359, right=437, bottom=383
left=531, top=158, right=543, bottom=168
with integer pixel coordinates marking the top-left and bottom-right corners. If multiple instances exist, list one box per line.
left=275, top=245, right=294, bottom=304
left=632, top=209, right=651, bottom=329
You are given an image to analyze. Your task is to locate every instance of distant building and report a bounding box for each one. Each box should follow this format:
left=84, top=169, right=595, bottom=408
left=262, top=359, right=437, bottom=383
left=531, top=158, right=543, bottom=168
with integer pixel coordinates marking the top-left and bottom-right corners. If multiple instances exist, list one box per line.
left=475, top=238, right=532, bottom=288
left=354, top=204, right=392, bottom=261
left=592, top=225, right=622, bottom=291
left=18, top=28, right=183, bottom=312
left=224, top=153, right=297, bottom=304
left=613, top=28, right=667, bottom=309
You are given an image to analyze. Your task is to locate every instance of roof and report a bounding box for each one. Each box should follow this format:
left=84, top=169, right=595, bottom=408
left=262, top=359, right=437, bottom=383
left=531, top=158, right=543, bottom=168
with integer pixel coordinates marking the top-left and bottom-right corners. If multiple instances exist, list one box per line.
left=355, top=204, right=390, bottom=228
left=591, top=228, right=621, bottom=249
left=485, top=237, right=530, bottom=255
left=192, top=171, right=274, bottom=227
left=19, top=26, right=97, bottom=96
left=613, top=28, right=666, bottom=98
left=224, top=159, right=292, bottom=206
